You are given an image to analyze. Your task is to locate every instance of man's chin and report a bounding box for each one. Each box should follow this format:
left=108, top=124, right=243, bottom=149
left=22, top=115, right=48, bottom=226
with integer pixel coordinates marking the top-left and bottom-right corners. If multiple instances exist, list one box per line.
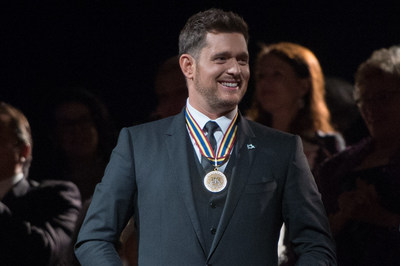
left=213, top=99, right=240, bottom=112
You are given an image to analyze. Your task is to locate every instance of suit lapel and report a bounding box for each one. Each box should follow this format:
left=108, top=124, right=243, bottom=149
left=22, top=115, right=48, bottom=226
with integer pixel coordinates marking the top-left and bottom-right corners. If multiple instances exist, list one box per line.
left=165, top=111, right=207, bottom=256
left=2, top=178, right=30, bottom=205
left=208, top=115, right=256, bottom=260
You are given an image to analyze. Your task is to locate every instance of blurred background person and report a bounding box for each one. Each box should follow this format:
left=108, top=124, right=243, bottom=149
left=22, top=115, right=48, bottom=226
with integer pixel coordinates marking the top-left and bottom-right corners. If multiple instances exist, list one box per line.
left=148, top=55, right=188, bottom=121
left=0, top=101, right=81, bottom=265
left=247, top=42, right=345, bottom=173
left=246, top=42, right=344, bottom=265
left=29, top=88, right=119, bottom=264
left=317, top=45, right=400, bottom=265
left=31, top=88, right=117, bottom=202
left=324, top=76, right=369, bottom=146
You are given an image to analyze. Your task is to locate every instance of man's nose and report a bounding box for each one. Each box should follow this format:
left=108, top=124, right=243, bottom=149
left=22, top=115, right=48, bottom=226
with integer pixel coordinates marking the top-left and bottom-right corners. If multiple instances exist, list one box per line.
left=227, top=59, right=241, bottom=75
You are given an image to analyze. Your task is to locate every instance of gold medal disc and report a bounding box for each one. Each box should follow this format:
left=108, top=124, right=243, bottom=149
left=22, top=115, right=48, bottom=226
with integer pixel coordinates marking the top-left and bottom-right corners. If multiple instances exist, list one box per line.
left=203, top=170, right=227, bottom=193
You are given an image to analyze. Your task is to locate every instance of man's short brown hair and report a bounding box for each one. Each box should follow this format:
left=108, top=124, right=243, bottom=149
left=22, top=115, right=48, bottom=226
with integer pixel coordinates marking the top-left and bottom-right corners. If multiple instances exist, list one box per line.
left=178, top=8, right=249, bottom=58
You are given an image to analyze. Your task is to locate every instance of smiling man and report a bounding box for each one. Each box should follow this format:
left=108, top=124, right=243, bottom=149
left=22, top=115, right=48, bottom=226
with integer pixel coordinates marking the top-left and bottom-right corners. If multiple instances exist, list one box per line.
left=75, top=8, right=336, bottom=266
left=180, top=31, right=249, bottom=119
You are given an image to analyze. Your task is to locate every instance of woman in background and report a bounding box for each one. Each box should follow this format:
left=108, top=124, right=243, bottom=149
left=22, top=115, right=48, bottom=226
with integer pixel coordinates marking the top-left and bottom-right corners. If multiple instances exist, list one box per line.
left=317, top=45, right=400, bottom=265
left=247, top=42, right=344, bottom=265
left=247, top=42, right=344, bottom=175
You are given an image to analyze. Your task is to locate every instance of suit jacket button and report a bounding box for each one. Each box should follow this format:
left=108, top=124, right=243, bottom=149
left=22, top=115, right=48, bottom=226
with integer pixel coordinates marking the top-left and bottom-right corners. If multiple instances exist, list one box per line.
left=210, top=227, right=216, bottom=235
left=209, top=202, right=216, bottom=208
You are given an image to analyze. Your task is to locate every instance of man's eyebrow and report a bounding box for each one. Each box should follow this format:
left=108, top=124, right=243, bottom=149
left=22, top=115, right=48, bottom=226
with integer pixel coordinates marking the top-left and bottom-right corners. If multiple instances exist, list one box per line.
left=237, top=52, right=249, bottom=59
left=212, top=51, right=249, bottom=58
left=212, top=52, right=230, bottom=58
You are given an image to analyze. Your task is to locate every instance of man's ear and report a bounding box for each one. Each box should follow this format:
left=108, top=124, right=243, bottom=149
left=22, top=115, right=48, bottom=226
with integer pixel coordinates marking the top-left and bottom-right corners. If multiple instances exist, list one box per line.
left=19, top=143, right=31, bottom=163
left=179, top=54, right=195, bottom=80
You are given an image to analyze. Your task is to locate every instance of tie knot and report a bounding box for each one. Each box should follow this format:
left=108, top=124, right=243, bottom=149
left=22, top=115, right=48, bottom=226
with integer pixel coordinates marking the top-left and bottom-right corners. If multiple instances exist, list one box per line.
left=204, top=121, right=219, bottom=135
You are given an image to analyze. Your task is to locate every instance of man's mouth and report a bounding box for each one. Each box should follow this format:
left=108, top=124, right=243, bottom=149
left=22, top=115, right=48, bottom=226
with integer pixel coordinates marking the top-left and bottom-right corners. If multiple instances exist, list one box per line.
left=220, top=81, right=240, bottom=88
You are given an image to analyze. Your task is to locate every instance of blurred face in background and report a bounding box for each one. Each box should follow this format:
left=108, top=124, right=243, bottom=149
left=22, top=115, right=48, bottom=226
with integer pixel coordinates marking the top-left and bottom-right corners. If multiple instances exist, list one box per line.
left=0, top=115, right=20, bottom=180
left=153, top=68, right=188, bottom=118
left=54, top=102, right=99, bottom=159
left=357, top=74, right=400, bottom=141
left=255, top=54, right=308, bottom=114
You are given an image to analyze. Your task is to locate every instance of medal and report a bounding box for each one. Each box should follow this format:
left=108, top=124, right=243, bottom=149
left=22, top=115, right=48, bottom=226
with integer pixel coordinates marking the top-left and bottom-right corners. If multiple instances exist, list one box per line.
left=185, top=107, right=238, bottom=193
left=204, top=169, right=227, bottom=192
left=185, top=108, right=238, bottom=167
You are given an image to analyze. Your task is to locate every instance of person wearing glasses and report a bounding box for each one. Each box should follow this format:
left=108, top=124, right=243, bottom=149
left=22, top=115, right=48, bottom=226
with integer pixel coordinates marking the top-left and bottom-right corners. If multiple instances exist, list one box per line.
left=317, top=46, right=400, bottom=266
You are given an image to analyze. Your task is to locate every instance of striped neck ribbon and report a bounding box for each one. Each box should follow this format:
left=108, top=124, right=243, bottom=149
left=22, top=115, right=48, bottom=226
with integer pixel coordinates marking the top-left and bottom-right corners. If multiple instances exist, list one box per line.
left=185, top=107, right=238, bottom=168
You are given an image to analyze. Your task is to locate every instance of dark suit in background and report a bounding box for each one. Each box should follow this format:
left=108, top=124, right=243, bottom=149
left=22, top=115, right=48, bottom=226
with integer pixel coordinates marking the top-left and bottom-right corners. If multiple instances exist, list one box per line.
left=0, top=178, right=81, bottom=265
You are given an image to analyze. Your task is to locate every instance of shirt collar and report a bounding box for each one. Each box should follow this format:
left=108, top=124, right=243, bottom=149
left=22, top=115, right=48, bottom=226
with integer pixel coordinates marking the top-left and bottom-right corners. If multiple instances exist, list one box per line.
left=0, top=173, right=24, bottom=200
left=186, top=98, right=238, bottom=134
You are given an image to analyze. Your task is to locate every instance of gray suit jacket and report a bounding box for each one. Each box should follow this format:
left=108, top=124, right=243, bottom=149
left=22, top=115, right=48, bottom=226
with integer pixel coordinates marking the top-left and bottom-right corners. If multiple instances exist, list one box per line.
left=75, top=110, right=336, bottom=265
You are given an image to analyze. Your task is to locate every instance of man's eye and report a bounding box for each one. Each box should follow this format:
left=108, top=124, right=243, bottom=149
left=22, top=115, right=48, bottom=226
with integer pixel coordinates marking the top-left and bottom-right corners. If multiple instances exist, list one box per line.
left=238, top=59, right=248, bottom=65
left=214, top=57, right=226, bottom=62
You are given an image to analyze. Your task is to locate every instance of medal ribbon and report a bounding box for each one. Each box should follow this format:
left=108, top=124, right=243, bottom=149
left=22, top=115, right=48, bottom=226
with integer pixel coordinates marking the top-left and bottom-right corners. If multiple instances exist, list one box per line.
left=185, top=107, right=238, bottom=167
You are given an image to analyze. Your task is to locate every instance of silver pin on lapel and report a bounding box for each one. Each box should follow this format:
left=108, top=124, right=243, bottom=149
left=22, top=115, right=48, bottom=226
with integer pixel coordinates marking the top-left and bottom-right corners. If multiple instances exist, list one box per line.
left=247, top=144, right=255, bottom=150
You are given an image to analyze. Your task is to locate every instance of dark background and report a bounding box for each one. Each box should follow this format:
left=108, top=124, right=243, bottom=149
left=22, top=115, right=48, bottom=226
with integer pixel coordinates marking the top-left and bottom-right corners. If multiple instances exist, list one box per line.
left=2, top=0, right=399, bottom=129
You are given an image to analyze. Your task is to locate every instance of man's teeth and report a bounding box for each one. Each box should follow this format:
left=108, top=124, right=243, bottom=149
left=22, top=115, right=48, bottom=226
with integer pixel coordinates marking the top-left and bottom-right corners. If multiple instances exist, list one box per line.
left=221, top=82, right=238, bottom=87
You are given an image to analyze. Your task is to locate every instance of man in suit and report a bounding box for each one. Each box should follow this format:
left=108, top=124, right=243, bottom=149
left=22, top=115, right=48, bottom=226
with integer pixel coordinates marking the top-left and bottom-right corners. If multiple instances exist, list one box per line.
left=75, top=8, right=336, bottom=265
left=0, top=101, right=82, bottom=265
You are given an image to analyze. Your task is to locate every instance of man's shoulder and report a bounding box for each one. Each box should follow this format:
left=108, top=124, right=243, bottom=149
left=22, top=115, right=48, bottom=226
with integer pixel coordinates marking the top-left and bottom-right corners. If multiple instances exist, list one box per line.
left=5, top=178, right=81, bottom=220
left=5, top=178, right=78, bottom=200
left=240, top=119, right=300, bottom=154
left=26, top=179, right=81, bottom=204
left=36, top=179, right=80, bottom=193
left=116, top=113, right=184, bottom=146
left=127, top=114, right=181, bottom=133
left=244, top=118, right=296, bottom=140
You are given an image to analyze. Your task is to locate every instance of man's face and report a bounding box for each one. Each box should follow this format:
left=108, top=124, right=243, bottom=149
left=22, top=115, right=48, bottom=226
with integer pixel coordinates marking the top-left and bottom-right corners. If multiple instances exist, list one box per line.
left=188, top=32, right=250, bottom=116
left=0, top=115, right=20, bottom=181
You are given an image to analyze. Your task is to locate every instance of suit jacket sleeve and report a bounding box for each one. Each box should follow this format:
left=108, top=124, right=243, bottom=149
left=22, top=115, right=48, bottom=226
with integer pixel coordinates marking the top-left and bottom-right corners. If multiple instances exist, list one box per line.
left=0, top=180, right=81, bottom=265
left=75, top=128, right=137, bottom=266
left=282, top=136, right=336, bottom=265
